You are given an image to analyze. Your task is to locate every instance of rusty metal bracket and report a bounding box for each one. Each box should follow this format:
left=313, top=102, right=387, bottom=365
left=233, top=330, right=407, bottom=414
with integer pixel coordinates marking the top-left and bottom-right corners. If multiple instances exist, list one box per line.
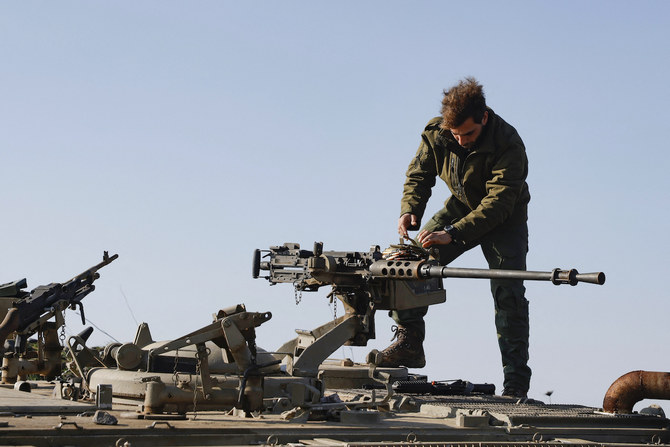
left=146, top=420, right=174, bottom=429
left=53, top=421, right=82, bottom=430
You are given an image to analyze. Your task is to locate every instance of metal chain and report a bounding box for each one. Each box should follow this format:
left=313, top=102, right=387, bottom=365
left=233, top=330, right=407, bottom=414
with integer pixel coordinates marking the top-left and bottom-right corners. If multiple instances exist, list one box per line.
left=59, top=311, right=67, bottom=346
left=172, top=349, right=180, bottom=387
left=293, top=281, right=303, bottom=305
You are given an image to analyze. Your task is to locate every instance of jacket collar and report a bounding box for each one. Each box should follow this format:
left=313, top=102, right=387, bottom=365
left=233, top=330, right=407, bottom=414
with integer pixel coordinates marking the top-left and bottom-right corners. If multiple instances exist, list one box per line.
left=437, top=107, right=497, bottom=155
left=472, top=107, right=496, bottom=154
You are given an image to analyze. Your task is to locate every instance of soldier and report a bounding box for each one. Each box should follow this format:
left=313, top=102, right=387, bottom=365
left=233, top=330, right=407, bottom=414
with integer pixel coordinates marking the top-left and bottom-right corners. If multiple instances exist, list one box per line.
left=380, top=77, right=531, bottom=398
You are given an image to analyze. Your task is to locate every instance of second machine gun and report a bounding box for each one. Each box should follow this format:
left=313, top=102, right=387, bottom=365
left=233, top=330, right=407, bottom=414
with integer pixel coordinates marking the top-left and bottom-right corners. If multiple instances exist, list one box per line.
left=253, top=242, right=605, bottom=376
left=0, top=252, right=118, bottom=383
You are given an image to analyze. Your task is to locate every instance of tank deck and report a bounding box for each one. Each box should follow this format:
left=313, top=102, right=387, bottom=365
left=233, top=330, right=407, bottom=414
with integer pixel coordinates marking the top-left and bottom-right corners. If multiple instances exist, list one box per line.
left=1, top=384, right=668, bottom=447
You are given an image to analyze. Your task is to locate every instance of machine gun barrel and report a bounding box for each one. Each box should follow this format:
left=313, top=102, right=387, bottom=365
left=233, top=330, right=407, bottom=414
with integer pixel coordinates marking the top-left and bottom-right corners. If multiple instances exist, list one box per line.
left=369, top=260, right=605, bottom=285
left=420, top=265, right=605, bottom=285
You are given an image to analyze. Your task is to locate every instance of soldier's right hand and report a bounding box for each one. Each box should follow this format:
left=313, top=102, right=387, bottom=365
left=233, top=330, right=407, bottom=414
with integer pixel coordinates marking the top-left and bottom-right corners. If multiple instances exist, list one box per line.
left=417, top=229, right=452, bottom=247
left=398, top=213, right=419, bottom=238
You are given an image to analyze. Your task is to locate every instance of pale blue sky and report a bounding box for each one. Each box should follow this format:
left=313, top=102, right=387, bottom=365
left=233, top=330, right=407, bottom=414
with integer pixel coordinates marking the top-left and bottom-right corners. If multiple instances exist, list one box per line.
left=2, top=1, right=669, bottom=407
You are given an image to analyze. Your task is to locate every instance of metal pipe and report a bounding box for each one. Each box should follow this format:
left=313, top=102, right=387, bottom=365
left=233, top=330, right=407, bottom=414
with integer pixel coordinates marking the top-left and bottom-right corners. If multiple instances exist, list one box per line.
left=87, top=368, right=242, bottom=413
left=603, top=370, right=670, bottom=413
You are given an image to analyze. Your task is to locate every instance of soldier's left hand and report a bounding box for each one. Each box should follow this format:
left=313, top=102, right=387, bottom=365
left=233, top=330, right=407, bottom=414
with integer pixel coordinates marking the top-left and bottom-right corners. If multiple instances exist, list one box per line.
left=417, top=230, right=452, bottom=247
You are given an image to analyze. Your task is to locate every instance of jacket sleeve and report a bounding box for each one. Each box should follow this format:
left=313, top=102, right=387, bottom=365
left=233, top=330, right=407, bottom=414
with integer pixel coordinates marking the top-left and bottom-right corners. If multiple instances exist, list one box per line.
left=400, top=129, right=438, bottom=221
left=452, top=139, right=528, bottom=243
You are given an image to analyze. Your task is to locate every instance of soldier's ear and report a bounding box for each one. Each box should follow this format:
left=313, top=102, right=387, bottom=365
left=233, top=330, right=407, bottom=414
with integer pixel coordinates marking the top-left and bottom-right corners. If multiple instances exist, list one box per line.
left=481, top=110, right=489, bottom=126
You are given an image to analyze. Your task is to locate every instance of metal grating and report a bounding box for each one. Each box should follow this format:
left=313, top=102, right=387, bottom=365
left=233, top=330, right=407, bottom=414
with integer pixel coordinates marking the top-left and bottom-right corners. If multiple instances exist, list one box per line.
left=414, top=394, right=602, bottom=418
left=411, top=394, right=670, bottom=430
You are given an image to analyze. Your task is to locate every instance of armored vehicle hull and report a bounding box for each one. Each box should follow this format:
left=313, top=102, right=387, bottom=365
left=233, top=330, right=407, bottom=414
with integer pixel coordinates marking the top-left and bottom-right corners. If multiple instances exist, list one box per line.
left=1, top=246, right=666, bottom=447
left=1, top=379, right=669, bottom=447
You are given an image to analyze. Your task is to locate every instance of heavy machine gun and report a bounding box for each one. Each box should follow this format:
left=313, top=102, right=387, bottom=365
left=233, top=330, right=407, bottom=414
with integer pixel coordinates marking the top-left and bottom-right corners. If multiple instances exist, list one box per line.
left=0, top=251, right=118, bottom=382
left=253, top=241, right=605, bottom=376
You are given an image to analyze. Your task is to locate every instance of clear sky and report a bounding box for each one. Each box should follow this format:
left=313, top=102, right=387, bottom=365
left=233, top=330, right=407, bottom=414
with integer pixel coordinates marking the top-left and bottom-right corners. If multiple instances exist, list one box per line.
left=2, top=1, right=669, bottom=408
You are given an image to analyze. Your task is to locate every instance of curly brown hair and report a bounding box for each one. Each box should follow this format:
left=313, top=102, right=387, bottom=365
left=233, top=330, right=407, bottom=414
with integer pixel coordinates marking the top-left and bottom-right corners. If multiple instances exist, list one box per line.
left=440, top=77, right=487, bottom=129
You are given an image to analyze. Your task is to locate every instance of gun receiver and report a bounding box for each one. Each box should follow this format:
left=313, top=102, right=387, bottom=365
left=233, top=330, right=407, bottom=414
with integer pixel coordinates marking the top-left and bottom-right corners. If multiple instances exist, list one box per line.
left=0, top=251, right=118, bottom=358
left=254, top=242, right=447, bottom=312
left=253, top=242, right=604, bottom=376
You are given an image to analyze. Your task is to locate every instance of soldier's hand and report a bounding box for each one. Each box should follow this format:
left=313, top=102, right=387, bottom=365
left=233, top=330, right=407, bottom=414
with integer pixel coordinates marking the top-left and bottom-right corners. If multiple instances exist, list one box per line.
left=417, top=229, right=452, bottom=248
left=398, top=213, right=419, bottom=238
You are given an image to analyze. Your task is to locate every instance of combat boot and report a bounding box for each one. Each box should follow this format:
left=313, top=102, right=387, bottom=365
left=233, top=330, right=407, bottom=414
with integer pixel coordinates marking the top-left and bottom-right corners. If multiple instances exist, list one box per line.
left=373, top=325, right=425, bottom=368
left=502, top=387, right=528, bottom=399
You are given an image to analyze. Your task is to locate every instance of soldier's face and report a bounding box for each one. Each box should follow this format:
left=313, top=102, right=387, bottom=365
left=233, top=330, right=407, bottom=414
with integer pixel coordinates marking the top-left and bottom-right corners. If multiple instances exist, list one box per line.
left=450, top=111, right=488, bottom=149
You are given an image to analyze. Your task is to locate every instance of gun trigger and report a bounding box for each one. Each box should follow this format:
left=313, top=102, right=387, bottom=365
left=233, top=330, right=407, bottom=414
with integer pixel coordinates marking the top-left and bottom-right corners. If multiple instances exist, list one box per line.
left=78, top=303, right=86, bottom=325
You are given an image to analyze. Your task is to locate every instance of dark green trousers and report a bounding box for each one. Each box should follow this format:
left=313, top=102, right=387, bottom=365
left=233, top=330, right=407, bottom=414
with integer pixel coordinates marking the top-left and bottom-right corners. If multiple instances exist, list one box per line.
left=391, top=216, right=531, bottom=392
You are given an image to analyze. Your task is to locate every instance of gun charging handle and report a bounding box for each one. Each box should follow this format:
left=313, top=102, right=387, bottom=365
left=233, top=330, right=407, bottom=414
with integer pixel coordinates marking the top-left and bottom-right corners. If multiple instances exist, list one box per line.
left=72, top=301, right=87, bottom=325
left=252, top=249, right=272, bottom=279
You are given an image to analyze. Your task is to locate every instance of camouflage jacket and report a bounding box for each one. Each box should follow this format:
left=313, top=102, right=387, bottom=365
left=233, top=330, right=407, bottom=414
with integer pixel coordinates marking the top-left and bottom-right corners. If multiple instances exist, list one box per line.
left=400, top=109, right=530, bottom=244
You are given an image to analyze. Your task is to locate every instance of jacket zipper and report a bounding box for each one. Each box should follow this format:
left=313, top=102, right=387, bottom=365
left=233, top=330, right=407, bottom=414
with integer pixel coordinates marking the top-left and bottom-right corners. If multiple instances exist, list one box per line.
left=449, top=152, right=466, bottom=203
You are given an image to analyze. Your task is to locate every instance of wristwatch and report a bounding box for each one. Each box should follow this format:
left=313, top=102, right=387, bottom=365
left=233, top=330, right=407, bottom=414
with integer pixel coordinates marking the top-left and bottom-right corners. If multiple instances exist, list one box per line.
left=444, top=225, right=459, bottom=243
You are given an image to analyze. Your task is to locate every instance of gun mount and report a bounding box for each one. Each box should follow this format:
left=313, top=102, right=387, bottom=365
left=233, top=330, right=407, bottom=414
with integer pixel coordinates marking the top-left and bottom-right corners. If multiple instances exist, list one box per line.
left=253, top=242, right=605, bottom=376
left=65, top=304, right=318, bottom=415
